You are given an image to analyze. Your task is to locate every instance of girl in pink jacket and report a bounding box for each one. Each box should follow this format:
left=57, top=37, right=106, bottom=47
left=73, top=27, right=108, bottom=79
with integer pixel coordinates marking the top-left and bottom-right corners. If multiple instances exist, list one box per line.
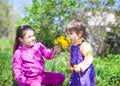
left=12, top=25, right=65, bottom=86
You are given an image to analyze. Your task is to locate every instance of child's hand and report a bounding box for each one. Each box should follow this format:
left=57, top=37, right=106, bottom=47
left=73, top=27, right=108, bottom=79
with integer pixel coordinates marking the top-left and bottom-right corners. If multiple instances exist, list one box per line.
left=53, top=45, right=62, bottom=56
left=73, top=64, right=81, bottom=73
left=68, top=66, right=73, bottom=73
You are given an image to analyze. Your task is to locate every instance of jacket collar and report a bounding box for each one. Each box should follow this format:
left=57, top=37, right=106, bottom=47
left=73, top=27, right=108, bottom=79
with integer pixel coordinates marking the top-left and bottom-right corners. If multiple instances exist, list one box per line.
left=18, top=43, right=34, bottom=50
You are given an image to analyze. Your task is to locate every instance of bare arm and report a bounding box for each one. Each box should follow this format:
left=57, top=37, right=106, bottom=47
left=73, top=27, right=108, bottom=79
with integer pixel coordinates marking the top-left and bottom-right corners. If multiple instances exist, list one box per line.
left=73, top=42, right=94, bottom=72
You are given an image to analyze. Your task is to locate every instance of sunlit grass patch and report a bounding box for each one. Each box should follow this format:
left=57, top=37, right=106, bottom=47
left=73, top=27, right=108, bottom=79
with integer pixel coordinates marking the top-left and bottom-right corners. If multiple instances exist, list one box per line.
left=0, top=38, right=13, bottom=52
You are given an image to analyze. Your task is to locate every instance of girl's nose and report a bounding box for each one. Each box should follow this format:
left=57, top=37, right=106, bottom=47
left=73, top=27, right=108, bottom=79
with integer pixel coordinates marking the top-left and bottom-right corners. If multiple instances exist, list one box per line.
left=32, top=36, right=35, bottom=41
left=66, top=34, right=70, bottom=37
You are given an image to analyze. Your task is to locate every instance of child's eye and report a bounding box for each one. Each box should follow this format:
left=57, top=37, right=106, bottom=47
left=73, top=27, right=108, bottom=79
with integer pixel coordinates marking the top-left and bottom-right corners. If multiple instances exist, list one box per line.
left=28, top=36, right=31, bottom=38
left=70, top=32, right=72, bottom=34
left=66, top=33, right=69, bottom=35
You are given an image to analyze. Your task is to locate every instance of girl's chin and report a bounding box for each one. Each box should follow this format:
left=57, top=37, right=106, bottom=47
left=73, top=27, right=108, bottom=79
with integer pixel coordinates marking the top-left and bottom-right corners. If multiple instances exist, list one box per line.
left=28, top=42, right=35, bottom=47
left=70, top=42, right=74, bottom=45
left=71, top=41, right=74, bottom=44
left=31, top=43, right=35, bottom=46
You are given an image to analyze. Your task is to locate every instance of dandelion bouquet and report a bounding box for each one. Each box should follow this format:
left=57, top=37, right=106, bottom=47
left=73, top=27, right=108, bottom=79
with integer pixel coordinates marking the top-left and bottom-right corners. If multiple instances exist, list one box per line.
left=54, top=36, right=71, bottom=49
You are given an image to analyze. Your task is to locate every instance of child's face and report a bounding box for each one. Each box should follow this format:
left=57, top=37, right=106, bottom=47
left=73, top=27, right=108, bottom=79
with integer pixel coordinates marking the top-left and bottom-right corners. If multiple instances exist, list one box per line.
left=66, top=31, right=80, bottom=45
left=19, top=30, right=35, bottom=47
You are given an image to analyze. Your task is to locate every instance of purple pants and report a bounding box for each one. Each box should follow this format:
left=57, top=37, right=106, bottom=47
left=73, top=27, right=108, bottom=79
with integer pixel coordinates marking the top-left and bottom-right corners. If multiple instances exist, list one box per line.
left=24, top=72, right=65, bottom=86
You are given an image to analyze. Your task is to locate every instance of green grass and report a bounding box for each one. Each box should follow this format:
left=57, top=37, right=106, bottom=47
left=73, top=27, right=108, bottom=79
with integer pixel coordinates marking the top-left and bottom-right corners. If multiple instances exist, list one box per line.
left=94, top=55, right=120, bottom=86
left=0, top=38, right=120, bottom=86
left=0, top=38, right=13, bottom=86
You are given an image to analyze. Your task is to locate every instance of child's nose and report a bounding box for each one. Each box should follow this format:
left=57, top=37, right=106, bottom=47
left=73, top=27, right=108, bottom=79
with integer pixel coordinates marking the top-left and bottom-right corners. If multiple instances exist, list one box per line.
left=32, top=36, right=35, bottom=40
left=67, top=35, right=70, bottom=37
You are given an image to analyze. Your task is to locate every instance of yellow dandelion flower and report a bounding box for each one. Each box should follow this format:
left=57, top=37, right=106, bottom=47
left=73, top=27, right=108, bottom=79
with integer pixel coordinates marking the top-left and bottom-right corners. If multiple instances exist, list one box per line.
left=54, top=36, right=70, bottom=49
left=66, top=37, right=71, bottom=43
left=54, top=40, right=58, bottom=45
left=61, top=41, right=68, bottom=49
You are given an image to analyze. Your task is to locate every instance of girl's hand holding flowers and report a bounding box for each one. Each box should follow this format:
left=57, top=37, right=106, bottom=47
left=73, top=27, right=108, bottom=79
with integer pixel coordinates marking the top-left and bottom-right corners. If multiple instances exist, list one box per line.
left=53, top=36, right=70, bottom=57
left=68, top=65, right=81, bottom=73
left=68, top=66, right=73, bottom=73
left=73, top=64, right=82, bottom=73
left=53, top=45, right=62, bottom=56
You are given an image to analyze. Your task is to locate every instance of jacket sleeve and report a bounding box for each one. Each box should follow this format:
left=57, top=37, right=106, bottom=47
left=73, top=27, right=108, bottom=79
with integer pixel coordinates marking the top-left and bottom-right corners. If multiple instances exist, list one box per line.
left=39, top=43, right=54, bottom=60
left=12, top=50, right=27, bottom=85
left=78, top=42, right=94, bottom=72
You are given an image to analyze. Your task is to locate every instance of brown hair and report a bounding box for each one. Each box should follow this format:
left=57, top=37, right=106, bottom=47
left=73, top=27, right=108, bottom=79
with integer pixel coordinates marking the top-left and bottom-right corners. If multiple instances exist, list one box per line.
left=65, top=19, right=87, bottom=39
left=13, top=25, right=34, bottom=53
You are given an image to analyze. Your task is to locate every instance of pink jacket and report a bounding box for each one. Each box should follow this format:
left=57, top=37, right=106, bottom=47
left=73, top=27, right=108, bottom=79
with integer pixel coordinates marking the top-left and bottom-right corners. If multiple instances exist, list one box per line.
left=12, top=42, right=54, bottom=85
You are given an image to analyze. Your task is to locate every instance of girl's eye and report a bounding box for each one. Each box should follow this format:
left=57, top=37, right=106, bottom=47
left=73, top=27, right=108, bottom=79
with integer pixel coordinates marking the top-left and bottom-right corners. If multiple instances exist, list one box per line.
left=70, top=32, right=72, bottom=34
left=66, top=33, right=69, bottom=35
left=68, top=33, right=71, bottom=35
left=28, top=35, right=33, bottom=38
left=28, top=36, right=31, bottom=38
left=28, top=35, right=34, bottom=38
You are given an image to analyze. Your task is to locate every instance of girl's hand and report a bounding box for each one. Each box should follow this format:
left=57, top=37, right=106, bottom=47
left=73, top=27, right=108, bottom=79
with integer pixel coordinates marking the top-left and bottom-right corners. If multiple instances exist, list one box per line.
left=53, top=45, right=62, bottom=56
left=68, top=66, right=73, bottom=73
left=73, top=64, right=81, bottom=73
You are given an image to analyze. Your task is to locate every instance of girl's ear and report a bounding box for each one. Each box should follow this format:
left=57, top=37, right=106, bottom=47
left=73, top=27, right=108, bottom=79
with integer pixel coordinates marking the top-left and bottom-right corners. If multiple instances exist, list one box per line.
left=78, top=31, right=83, bottom=37
left=19, top=37, right=23, bottom=43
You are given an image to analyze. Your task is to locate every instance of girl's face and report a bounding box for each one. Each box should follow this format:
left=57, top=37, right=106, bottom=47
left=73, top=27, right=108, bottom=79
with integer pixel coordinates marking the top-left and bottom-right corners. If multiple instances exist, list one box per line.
left=19, top=30, right=35, bottom=47
left=66, top=31, right=80, bottom=45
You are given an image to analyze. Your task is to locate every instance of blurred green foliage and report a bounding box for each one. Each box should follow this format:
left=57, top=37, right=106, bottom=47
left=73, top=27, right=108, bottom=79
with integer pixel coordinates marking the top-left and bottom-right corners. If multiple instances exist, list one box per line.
left=0, top=0, right=19, bottom=38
